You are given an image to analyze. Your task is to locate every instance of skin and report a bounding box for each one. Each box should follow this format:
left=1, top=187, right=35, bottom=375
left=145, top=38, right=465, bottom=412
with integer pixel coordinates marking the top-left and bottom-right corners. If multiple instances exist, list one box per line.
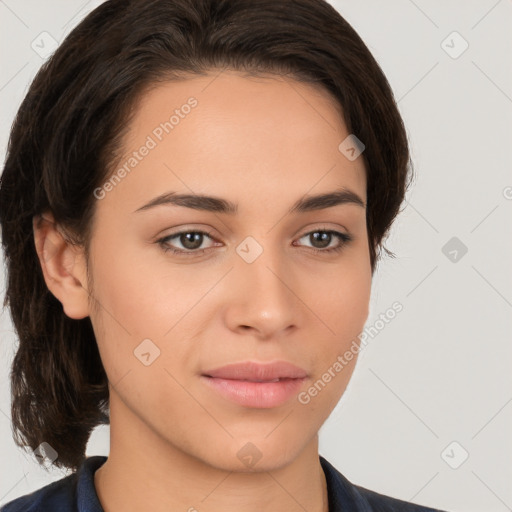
left=33, top=70, right=372, bottom=512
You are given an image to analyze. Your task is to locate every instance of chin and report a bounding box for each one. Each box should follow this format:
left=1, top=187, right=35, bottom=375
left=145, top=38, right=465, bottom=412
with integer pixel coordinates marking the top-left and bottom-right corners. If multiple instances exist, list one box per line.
left=199, top=434, right=307, bottom=474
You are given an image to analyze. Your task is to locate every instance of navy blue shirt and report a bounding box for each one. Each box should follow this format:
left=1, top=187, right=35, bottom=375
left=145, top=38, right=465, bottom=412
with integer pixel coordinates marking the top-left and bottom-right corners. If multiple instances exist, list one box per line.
left=1, top=455, right=448, bottom=511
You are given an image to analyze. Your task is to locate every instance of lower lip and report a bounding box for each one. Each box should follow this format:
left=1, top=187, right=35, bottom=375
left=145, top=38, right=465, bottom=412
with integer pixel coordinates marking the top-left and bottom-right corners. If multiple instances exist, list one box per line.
left=201, top=376, right=306, bottom=408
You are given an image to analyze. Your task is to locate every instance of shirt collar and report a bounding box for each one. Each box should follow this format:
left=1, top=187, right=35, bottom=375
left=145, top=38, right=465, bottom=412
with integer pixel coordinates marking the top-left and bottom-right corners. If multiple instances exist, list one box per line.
left=320, top=455, right=372, bottom=511
left=77, top=456, right=106, bottom=512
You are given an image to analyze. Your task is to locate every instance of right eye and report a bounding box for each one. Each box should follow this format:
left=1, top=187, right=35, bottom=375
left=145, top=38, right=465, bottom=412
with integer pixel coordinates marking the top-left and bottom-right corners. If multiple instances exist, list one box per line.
left=156, top=229, right=219, bottom=256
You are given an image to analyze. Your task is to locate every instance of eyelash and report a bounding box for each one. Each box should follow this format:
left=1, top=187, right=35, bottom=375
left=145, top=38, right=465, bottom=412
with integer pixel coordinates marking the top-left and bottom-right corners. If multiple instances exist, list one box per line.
left=156, top=228, right=353, bottom=257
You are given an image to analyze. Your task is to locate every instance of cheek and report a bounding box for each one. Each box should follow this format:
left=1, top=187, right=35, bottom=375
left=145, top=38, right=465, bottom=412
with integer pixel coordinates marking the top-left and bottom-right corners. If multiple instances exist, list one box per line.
left=87, top=245, right=210, bottom=381
left=301, top=279, right=370, bottom=414
left=90, top=242, right=195, bottom=334
left=311, top=262, right=371, bottom=340
left=305, top=258, right=371, bottom=400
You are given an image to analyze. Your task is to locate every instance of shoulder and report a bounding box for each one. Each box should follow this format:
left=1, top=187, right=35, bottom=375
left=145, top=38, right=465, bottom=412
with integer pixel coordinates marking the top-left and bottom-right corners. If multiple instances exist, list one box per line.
left=0, top=473, right=77, bottom=512
left=319, top=456, right=449, bottom=512
left=352, top=484, right=447, bottom=512
left=0, top=456, right=107, bottom=512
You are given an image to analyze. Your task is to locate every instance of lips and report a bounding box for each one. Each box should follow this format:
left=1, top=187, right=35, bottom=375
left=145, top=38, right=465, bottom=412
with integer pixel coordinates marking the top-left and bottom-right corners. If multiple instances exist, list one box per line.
left=201, top=361, right=308, bottom=408
left=202, top=360, right=308, bottom=381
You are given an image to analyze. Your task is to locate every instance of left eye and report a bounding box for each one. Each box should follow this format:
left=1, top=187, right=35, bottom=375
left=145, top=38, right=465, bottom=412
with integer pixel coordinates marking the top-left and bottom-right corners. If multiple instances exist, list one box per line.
left=157, top=229, right=352, bottom=256
left=294, top=230, right=352, bottom=253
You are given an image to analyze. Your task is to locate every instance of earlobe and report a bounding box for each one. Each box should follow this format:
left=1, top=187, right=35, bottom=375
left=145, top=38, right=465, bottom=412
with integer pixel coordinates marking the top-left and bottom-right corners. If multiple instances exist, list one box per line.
left=32, top=212, right=91, bottom=319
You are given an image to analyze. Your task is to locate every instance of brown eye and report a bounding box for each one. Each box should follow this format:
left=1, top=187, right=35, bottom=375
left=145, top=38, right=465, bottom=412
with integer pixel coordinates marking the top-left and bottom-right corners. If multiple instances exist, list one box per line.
left=157, top=230, right=217, bottom=255
left=295, top=230, right=352, bottom=254
left=176, top=232, right=205, bottom=250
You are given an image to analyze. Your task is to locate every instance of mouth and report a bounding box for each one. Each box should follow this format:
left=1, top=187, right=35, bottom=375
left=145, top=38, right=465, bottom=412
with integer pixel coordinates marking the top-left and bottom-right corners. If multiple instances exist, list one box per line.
left=201, top=361, right=308, bottom=408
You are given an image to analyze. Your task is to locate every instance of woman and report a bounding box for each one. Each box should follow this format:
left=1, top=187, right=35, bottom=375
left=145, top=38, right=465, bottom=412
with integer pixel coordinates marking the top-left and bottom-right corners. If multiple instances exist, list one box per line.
left=0, top=0, right=450, bottom=510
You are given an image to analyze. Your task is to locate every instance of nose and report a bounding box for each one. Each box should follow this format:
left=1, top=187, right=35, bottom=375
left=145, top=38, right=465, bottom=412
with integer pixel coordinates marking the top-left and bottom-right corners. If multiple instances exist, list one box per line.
left=224, top=242, right=299, bottom=339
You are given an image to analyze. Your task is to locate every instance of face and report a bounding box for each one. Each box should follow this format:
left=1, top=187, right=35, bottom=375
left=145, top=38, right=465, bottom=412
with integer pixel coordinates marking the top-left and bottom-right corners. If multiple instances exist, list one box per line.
left=74, top=71, right=371, bottom=471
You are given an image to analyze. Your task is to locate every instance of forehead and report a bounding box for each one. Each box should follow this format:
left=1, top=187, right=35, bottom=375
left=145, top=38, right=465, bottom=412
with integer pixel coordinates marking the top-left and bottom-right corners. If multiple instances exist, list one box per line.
left=100, top=70, right=367, bottom=214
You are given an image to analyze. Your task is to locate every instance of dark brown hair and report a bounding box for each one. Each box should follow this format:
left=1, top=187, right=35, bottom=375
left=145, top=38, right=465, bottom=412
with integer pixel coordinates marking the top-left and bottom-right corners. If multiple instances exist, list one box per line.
left=0, top=0, right=412, bottom=471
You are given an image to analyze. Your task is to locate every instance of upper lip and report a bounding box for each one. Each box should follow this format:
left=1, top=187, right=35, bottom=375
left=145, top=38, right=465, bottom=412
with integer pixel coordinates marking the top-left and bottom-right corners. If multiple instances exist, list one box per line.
left=202, top=361, right=308, bottom=381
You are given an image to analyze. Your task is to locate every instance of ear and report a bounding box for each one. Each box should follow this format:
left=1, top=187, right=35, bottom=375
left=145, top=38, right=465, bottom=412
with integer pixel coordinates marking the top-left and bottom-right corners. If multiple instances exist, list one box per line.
left=32, top=211, right=91, bottom=319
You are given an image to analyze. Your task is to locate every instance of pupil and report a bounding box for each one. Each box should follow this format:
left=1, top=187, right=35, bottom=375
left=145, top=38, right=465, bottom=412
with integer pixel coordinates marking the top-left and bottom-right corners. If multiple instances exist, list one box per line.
left=182, top=232, right=202, bottom=250
left=312, top=231, right=330, bottom=248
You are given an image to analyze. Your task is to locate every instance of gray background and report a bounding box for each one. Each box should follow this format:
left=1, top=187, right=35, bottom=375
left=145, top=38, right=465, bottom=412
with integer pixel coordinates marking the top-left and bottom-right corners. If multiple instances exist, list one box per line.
left=1, top=1, right=511, bottom=511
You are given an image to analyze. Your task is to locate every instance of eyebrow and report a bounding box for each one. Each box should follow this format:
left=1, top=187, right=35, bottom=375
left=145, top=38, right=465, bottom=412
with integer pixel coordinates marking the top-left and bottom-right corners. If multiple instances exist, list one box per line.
left=132, top=187, right=366, bottom=215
